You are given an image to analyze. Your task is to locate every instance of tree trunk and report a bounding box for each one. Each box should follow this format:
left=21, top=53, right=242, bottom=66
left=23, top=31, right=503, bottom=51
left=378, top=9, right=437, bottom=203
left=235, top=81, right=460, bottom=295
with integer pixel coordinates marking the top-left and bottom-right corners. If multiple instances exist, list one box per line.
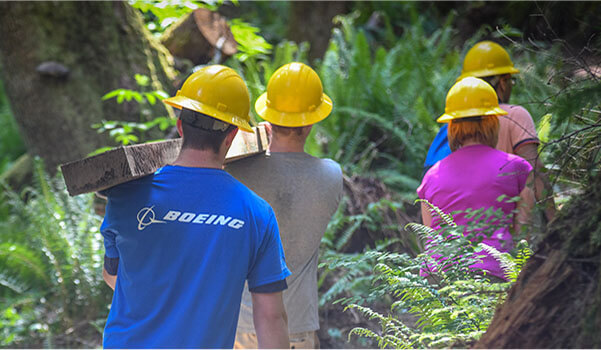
left=476, top=172, right=601, bottom=348
left=161, top=8, right=237, bottom=66
left=0, top=2, right=177, bottom=171
left=288, top=1, right=350, bottom=61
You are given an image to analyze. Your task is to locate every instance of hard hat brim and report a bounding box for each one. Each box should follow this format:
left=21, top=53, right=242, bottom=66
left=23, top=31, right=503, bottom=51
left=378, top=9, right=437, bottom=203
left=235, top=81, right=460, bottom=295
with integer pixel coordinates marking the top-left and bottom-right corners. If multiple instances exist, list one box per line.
left=437, top=106, right=508, bottom=123
left=457, top=66, right=520, bottom=81
left=163, top=95, right=254, bottom=133
left=254, top=92, right=333, bottom=127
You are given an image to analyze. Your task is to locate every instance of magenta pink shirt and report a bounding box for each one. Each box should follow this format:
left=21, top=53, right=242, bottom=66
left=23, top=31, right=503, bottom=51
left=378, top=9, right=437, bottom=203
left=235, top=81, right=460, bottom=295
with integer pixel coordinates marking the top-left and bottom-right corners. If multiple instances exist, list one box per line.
left=417, top=144, right=532, bottom=278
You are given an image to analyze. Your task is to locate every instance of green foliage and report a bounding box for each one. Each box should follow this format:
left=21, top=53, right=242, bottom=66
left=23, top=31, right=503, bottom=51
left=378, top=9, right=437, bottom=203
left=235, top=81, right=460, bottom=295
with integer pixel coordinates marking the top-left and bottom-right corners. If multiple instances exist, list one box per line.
left=130, top=0, right=235, bottom=35
left=312, top=12, right=462, bottom=193
left=229, top=19, right=273, bottom=62
left=0, top=159, right=110, bottom=347
left=503, top=36, right=601, bottom=186
left=321, top=203, right=533, bottom=349
left=92, top=74, right=175, bottom=152
left=229, top=1, right=290, bottom=44
left=0, top=78, right=26, bottom=175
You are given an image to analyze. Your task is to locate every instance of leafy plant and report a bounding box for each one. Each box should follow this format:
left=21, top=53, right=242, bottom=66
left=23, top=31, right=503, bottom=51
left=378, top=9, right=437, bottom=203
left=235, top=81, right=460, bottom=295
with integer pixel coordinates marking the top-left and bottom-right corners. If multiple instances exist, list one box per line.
left=309, top=12, right=463, bottom=194
left=130, top=0, right=236, bottom=35
left=0, top=77, right=26, bottom=175
left=0, top=159, right=111, bottom=347
left=229, top=19, right=273, bottom=63
left=320, top=201, right=533, bottom=349
left=92, top=74, right=175, bottom=153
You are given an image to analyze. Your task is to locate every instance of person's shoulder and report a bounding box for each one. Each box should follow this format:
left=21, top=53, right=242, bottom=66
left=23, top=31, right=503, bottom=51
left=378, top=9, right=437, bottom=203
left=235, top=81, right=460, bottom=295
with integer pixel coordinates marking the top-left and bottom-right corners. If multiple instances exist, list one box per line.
left=496, top=150, right=533, bottom=172
left=501, top=104, right=534, bottom=120
left=507, top=151, right=533, bottom=167
left=423, top=157, right=444, bottom=177
left=226, top=173, right=273, bottom=211
left=226, top=152, right=267, bottom=169
left=101, top=173, right=154, bottom=198
left=317, top=157, right=342, bottom=174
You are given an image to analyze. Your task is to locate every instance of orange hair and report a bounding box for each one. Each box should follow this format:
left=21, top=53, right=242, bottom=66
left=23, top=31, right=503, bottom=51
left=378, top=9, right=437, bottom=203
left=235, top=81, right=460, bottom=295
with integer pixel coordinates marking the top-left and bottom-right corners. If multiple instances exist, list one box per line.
left=448, top=116, right=499, bottom=151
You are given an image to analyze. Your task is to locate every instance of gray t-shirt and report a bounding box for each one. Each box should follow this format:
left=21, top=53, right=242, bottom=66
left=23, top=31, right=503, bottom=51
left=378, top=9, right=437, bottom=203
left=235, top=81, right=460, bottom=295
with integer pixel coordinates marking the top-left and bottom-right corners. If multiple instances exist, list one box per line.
left=226, top=152, right=343, bottom=333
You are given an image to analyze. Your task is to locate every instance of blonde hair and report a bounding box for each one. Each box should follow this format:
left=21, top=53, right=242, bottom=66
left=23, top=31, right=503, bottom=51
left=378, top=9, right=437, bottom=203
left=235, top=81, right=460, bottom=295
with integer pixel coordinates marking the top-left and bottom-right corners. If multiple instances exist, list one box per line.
left=448, top=116, right=499, bottom=152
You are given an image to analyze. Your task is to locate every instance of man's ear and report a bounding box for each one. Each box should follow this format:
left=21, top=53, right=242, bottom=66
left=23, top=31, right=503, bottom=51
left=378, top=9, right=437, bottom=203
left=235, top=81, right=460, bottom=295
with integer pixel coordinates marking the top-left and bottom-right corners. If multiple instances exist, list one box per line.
left=176, top=118, right=183, bottom=137
left=224, top=127, right=239, bottom=149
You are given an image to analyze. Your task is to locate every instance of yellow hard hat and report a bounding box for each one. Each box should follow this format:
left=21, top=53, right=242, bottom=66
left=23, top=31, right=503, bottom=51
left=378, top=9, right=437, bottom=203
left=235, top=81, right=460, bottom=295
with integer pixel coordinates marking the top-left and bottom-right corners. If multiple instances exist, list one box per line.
left=437, top=77, right=508, bottom=123
left=457, top=41, right=520, bottom=81
left=163, top=65, right=253, bottom=132
left=255, top=62, right=333, bottom=127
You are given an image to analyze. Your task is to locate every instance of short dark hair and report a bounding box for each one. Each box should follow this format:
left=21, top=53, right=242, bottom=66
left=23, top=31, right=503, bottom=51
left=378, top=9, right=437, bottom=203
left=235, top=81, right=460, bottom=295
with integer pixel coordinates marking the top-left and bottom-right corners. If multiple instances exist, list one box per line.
left=179, top=109, right=235, bottom=153
left=481, top=75, right=501, bottom=89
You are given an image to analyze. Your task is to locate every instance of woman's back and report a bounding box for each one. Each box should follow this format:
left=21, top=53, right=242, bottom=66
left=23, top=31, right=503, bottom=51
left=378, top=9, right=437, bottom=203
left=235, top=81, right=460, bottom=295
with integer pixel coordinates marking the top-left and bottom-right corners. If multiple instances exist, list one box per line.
left=418, top=144, right=532, bottom=277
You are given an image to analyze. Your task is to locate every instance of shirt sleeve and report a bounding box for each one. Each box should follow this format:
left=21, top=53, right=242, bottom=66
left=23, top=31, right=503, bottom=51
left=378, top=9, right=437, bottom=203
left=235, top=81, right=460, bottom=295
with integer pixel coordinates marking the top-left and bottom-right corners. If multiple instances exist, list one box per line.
left=247, top=209, right=291, bottom=290
left=104, top=256, right=119, bottom=275
left=417, top=174, right=430, bottom=199
left=249, top=279, right=287, bottom=293
left=100, top=194, right=120, bottom=259
left=515, top=157, right=534, bottom=193
left=508, top=105, right=539, bottom=151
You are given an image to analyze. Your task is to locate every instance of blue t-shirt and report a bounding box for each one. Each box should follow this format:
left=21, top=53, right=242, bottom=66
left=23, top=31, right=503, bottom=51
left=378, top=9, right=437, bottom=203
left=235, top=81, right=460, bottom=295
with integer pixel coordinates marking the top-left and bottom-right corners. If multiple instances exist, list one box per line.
left=423, top=124, right=451, bottom=176
left=100, top=165, right=291, bottom=349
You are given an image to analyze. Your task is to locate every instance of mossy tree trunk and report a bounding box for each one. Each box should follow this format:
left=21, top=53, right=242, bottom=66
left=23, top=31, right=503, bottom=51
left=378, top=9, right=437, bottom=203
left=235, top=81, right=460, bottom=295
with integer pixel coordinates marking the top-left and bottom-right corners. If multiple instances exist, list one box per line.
left=476, top=172, right=601, bottom=348
left=0, top=2, right=177, bottom=171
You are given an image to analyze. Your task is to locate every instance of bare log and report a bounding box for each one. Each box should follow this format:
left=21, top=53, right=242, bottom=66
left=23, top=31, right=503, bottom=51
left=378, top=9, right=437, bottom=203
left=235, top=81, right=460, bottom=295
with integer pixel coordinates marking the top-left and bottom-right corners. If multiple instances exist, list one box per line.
left=161, top=9, right=237, bottom=65
left=61, top=125, right=268, bottom=196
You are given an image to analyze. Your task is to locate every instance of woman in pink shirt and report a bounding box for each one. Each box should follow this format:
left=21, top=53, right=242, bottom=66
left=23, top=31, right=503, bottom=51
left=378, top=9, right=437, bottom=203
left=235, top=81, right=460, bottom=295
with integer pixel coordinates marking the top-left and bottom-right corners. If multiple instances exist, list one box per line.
left=418, top=77, right=533, bottom=279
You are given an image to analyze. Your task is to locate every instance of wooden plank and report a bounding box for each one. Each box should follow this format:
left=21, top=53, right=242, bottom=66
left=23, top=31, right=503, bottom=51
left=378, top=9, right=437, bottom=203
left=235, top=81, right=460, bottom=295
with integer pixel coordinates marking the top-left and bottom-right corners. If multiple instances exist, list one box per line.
left=61, top=125, right=268, bottom=196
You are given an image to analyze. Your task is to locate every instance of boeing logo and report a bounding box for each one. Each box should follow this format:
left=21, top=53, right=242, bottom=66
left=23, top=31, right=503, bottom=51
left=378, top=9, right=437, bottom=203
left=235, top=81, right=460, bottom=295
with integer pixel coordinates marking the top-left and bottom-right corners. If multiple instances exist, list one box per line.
left=136, top=206, right=245, bottom=231
left=137, top=206, right=166, bottom=231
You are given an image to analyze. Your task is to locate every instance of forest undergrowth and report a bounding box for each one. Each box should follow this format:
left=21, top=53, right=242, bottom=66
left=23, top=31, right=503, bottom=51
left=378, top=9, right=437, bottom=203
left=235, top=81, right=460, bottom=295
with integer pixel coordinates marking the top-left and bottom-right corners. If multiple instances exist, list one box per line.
left=0, top=1, right=599, bottom=348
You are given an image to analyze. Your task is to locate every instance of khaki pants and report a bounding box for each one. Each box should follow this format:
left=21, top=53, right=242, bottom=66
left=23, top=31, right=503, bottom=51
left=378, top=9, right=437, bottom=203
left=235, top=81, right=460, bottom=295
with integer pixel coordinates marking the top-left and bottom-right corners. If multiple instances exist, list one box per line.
left=234, top=331, right=319, bottom=349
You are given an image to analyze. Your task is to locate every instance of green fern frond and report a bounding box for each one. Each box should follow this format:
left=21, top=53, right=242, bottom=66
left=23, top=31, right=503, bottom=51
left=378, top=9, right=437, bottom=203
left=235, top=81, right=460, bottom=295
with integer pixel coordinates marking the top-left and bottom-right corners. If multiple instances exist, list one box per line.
left=415, top=199, right=457, bottom=228
left=477, top=243, right=517, bottom=282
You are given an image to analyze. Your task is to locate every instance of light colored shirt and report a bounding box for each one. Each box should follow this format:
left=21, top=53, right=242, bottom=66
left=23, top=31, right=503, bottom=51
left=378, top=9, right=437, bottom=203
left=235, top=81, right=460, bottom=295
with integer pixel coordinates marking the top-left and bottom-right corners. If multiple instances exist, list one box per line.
left=226, top=152, right=343, bottom=333
left=497, top=103, right=539, bottom=153
left=417, top=144, right=532, bottom=278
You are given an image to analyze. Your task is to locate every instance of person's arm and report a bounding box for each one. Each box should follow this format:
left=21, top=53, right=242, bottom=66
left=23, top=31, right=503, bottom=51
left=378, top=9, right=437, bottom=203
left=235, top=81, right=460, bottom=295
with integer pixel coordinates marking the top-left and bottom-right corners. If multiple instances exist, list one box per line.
left=515, top=143, right=556, bottom=221
left=515, top=172, right=535, bottom=237
left=251, top=291, right=289, bottom=349
left=103, top=268, right=117, bottom=290
left=102, top=255, right=119, bottom=290
left=421, top=202, right=433, bottom=227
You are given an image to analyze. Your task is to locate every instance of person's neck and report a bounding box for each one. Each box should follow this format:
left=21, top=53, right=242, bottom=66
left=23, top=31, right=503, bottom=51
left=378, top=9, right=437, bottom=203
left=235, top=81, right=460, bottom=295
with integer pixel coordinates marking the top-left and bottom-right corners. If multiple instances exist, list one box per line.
left=268, top=137, right=306, bottom=153
left=170, top=148, right=224, bottom=169
left=460, top=139, right=482, bottom=148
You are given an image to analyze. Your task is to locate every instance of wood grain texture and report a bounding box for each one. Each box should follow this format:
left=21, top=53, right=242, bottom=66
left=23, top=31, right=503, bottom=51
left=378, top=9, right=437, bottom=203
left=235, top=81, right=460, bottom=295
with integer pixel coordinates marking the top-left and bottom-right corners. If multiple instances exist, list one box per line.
left=61, top=125, right=268, bottom=196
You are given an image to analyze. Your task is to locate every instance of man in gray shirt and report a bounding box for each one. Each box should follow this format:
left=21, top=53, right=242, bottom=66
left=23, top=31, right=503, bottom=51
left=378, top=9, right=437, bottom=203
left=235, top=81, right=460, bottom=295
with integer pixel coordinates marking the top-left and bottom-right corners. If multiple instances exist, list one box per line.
left=227, top=62, right=343, bottom=349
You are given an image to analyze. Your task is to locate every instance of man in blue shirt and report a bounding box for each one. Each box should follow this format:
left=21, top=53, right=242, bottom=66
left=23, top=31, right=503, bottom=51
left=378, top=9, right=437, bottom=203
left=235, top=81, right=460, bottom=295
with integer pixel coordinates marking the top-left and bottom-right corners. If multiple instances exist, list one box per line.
left=100, top=65, right=291, bottom=348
